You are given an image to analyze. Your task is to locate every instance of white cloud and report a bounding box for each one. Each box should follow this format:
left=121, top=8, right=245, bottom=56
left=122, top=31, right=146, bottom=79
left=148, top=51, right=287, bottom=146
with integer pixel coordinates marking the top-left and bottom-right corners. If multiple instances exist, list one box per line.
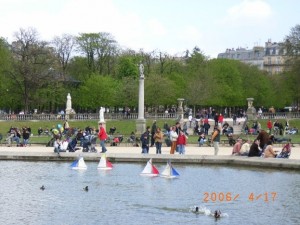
left=220, top=0, right=272, bottom=26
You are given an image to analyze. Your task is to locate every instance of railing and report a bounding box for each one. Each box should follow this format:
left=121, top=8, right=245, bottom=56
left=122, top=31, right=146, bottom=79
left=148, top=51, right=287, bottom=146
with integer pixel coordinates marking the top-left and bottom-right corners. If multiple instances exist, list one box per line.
left=259, top=112, right=300, bottom=119
left=0, top=112, right=178, bottom=121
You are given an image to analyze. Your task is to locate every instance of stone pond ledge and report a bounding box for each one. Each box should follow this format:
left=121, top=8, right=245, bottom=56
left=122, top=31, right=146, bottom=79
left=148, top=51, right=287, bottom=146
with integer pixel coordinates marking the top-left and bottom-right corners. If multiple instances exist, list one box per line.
left=1, top=150, right=299, bottom=171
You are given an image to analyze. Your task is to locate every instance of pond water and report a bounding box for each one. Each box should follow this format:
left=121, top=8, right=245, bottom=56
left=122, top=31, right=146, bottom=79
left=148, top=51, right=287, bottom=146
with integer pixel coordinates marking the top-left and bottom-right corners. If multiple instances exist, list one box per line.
left=0, top=161, right=300, bottom=225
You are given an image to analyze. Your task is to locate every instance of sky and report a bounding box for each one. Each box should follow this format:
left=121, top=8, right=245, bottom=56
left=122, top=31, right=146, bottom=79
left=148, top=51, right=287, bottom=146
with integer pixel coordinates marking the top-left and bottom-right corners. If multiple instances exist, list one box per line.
left=0, top=0, right=299, bottom=58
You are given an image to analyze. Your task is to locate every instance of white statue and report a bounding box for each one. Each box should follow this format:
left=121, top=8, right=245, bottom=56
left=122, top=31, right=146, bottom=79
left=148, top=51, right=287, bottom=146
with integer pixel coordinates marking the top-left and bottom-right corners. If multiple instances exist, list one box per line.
left=99, top=107, right=105, bottom=122
left=66, top=93, right=72, bottom=110
left=139, top=62, right=144, bottom=79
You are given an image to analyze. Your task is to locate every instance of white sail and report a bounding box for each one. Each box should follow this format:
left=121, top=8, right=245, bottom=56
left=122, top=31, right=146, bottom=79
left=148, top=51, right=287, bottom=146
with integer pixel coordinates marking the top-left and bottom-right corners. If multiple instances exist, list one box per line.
left=140, top=159, right=159, bottom=176
left=71, top=157, right=87, bottom=170
left=97, top=153, right=113, bottom=170
left=160, top=162, right=171, bottom=177
left=160, top=161, right=179, bottom=179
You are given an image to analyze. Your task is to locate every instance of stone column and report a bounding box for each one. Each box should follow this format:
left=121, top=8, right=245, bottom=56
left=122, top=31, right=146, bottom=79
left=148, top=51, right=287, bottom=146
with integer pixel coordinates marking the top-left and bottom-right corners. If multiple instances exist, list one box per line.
left=136, top=63, right=146, bottom=135
left=177, top=98, right=185, bottom=124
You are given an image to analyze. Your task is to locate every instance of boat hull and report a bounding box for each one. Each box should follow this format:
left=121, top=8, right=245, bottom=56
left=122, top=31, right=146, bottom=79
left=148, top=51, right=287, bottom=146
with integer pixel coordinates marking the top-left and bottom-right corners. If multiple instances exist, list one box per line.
left=140, top=173, right=159, bottom=177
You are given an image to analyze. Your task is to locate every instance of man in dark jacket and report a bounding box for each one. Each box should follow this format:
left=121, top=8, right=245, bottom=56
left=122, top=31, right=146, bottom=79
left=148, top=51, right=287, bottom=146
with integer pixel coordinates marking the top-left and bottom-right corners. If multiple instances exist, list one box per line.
left=150, top=121, right=157, bottom=147
left=141, top=126, right=150, bottom=154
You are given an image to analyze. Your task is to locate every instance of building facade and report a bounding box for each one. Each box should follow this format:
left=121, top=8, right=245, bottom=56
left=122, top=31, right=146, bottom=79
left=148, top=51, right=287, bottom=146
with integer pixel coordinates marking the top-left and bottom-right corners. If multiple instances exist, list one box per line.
left=217, top=39, right=286, bottom=74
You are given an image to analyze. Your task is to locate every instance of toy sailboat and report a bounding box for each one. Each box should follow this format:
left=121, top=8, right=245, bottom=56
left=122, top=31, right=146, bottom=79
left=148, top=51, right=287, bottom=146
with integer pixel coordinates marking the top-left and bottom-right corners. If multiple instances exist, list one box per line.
left=70, top=156, right=87, bottom=170
left=140, top=159, right=159, bottom=177
left=160, top=160, right=179, bottom=179
left=97, top=153, right=113, bottom=170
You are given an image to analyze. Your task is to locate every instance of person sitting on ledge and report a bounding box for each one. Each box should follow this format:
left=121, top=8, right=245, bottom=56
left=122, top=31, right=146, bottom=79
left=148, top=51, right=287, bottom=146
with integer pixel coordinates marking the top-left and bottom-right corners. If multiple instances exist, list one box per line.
left=263, top=140, right=277, bottom=158
left=248, top=139, right=262, bottom=157
left=232, top=138, right=243, bottom=155
left=277, top=142, right=292, bottom=158
left=53, top=138, right=62, bottom=154
left=239, top=139, right=251, bottom=156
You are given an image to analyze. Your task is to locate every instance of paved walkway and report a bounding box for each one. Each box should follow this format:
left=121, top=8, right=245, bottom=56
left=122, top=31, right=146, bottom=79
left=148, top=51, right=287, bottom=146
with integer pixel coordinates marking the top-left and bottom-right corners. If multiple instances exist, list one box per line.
left=0, top=143, right=299, bottom=159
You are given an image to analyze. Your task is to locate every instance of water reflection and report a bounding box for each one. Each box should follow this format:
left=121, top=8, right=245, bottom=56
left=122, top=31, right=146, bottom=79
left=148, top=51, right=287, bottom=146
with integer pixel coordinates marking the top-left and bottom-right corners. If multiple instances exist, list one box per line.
left=0, top=161, right=300, bottom=225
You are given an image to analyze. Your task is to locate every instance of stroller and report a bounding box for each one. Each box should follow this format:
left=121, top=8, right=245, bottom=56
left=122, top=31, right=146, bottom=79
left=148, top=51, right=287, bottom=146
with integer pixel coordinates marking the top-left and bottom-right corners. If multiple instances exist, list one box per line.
left=277, top=143, right=291, bottom=158
left=82, top=135, right=98, bottom=152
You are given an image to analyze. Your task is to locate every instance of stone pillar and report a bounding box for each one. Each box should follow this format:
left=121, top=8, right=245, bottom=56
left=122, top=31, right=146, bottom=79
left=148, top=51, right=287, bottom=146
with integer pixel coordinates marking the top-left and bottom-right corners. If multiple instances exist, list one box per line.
left=177, top=98, right=185, bottom=124
left=246, top=98, right=256, bottom=120
left=136, top=63, right=146, bottom=135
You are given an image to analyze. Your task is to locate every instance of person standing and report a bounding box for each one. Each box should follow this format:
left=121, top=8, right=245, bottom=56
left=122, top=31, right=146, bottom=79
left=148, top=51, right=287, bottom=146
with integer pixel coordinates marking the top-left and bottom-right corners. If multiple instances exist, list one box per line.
left=203, top=118, right=210, bottom=135
left=98, top=123, right=108, bottom=153
left=188, top=114, right=193, bottom=128
left=63, top=120, right=70, bottom=134
left=154, top=127, right=164, bottom=154
left=150, top=120, right=157, bottom=147
left=177, top=130, right=187, bottom=154
left=169, top=126, right=178, bottom=154
left=214, top=113, right=219, bottom=126
left=218, top=113, right=224, bottom=126
left=141, top=126, right=150, bottom=154
left=211, top=126, right=221, bottom=155
left=267, top=119, right=272, bottom=134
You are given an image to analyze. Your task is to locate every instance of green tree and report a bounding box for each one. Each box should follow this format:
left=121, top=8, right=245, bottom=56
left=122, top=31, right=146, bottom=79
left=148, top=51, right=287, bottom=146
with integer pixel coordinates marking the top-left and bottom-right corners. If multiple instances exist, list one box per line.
left=145, top=74, right=178, bottom=109
left=205, top=59, right=244, bottom=107
left=116, top=77, right=138, bottom=108
left=116, top=55, right=138, bottom=79
left=77, top=74, right=119, bottom=110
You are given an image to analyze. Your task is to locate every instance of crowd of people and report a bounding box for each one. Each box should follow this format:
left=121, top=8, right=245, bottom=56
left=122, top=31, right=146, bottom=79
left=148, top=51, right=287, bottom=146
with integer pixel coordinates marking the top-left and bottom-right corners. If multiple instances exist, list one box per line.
left=140, top=120, right=188, bottom=155
left=5, top=126, right=32, bottom=147
left=231, top=129, right=292, bottom=158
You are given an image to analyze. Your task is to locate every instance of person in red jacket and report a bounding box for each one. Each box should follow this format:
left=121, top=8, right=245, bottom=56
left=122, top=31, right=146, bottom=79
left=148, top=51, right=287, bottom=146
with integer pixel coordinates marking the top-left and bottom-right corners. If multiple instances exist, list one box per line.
left=98, top=123, right=108, bottom=153
left=267, top=119, right=272, bottom=134
left=177, top=130, right=187, bottom=154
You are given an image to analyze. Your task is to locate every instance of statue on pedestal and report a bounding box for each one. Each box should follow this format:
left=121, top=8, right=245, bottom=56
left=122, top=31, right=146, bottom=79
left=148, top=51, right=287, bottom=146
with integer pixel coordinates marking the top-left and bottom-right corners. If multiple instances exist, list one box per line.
left=99, top=107, right=105, bottom=122
left=139, top=62, right=144, bottom=79
left=66, top=93, right=72, bottom=111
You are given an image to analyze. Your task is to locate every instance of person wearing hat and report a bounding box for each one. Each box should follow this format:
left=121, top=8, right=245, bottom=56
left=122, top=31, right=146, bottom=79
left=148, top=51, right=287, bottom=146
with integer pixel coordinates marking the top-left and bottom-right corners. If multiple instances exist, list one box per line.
left=211, top=125, right=221, bottom=155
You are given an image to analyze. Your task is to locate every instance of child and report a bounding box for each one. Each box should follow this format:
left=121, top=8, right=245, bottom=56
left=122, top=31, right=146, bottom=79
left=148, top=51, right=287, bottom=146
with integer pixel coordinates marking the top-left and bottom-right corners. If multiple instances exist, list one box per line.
left=198, top=132, right=206, bottom=147
left=177, top=130, right=187, bottom=154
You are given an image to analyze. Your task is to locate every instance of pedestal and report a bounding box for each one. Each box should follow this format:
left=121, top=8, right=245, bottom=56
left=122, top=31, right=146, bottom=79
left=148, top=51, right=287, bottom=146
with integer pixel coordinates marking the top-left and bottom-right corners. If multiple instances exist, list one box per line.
left=246, top=98, right=256, bottom=120
left=177, top=98, right=185, bottom=125
left=136, top=119, right=146, bottom=135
